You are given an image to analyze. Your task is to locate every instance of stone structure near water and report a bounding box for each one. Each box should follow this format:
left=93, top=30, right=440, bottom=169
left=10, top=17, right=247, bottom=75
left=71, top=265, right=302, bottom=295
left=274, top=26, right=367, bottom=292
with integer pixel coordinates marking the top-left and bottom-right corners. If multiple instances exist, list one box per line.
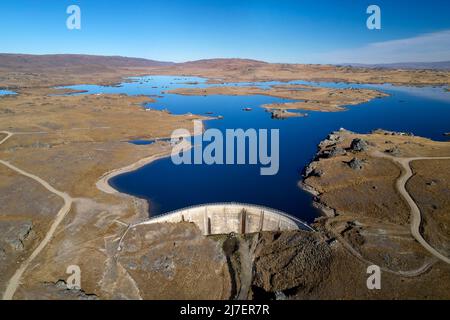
left=133, top=203, right=312, bottom=236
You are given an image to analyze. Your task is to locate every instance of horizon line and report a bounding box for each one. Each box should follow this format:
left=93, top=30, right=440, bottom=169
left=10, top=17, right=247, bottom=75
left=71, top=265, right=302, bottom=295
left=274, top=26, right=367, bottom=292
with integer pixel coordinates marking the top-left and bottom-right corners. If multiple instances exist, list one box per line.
left=1, top=52, right=450, bottom=67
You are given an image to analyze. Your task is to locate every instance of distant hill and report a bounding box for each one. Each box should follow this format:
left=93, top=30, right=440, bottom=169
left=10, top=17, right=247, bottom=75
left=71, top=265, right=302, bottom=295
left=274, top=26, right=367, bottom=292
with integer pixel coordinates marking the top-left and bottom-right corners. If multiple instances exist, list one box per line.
left=0, top=53, right=174, bottom=70
left=0, top=54, right=271, bottom=72
left=341, top=61, right=450, bottom=71
left=183, top=58, right=267, bottom=65
left=2, top=54, right=449, bottom=71
left=181, top=58, right=268, bottom=68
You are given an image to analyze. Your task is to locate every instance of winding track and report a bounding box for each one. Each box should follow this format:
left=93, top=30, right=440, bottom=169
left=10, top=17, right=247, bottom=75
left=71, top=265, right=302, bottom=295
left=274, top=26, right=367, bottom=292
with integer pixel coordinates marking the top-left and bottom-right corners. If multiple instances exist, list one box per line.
left=0, top=131, right=73, bottom=300
left=372, top=151, right=450, bottom=264
left=1, top=129, right=449, bottom=298
left=0, top=131, right=13, bottom=145
left=324, top=216, right=437, bottom=277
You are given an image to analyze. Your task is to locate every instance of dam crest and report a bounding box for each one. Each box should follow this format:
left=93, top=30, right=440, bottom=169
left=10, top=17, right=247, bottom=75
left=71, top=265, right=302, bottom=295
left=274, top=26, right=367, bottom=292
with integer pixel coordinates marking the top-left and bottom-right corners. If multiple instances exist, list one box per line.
left=134, top=203, right=313, bottom=235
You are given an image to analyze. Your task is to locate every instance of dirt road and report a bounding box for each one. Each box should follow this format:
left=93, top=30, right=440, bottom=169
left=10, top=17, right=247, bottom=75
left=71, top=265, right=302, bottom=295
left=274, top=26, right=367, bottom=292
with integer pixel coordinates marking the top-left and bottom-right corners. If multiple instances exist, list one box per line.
left=373, top=151, right=450, bottom=264
left=0, top=131, right=73, bottom=300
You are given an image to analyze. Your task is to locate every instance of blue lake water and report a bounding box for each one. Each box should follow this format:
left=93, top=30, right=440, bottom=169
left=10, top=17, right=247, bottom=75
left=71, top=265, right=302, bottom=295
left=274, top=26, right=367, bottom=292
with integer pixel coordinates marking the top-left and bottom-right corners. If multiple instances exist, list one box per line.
left=61, top=76, right=450, bottom=223
left=0, top=90, right=16, bottom=96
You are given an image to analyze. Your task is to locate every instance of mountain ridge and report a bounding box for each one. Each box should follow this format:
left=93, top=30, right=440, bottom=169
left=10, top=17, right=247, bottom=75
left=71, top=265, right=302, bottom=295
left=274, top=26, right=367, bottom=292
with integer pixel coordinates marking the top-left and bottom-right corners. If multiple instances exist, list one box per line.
left=2, top=53, right=449, bottom=71
left=340, top=61, right=450, bottom=70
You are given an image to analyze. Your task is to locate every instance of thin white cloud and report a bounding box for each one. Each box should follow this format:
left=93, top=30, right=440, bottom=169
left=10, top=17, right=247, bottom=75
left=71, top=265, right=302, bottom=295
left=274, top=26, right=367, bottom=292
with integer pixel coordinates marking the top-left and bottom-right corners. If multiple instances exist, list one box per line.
left=318, top=30, right=450, bottom=64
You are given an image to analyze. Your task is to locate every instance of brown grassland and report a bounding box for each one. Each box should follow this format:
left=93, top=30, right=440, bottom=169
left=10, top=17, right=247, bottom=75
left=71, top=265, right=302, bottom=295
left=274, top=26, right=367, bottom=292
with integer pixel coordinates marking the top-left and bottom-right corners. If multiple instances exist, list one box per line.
left=0, top=55, right=449, bottom=299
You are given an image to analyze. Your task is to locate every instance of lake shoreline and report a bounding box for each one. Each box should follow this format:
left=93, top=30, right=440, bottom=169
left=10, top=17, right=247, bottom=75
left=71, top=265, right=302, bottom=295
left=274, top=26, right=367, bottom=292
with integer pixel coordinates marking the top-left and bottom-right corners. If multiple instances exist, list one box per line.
left=96, top=139, right=193, bottom=196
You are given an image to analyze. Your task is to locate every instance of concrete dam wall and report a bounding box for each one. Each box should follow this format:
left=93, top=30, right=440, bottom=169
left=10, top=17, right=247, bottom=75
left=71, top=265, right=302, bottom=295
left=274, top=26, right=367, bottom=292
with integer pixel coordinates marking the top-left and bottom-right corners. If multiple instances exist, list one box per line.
left=135, top=203, right=313, bottom=235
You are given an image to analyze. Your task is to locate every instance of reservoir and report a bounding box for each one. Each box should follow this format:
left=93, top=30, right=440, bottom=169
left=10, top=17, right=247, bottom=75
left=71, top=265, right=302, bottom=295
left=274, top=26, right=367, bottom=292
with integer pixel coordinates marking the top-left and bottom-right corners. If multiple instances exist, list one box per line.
left=62, top=76, right=450, bottom=223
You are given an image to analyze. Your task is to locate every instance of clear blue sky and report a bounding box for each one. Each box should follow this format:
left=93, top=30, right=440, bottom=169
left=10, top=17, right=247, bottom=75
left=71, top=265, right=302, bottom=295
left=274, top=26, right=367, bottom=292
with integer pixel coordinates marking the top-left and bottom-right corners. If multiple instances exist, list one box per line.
left=1, top=0, right=450, bottom=63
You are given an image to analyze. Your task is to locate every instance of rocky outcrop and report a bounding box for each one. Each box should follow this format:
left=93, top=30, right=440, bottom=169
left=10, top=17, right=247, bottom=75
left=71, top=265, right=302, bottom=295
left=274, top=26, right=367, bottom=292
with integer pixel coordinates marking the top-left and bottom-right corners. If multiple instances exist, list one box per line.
left=315, top=130, right=353, bottom=159
left=385, top=146, right=401, bottom=156
left=18, top=281, right=99, bottom=300
left=320, top=146, right=346, bottom=158
left=270, top=109, right=307, bottom=119
left=310, top=168, right=324, bottom=177
left=1, top=220, right=34, bottom=252
left=50, top=280, right=98, bottom=300
left=318, top=132, right=342, bottom=148
left=350, top=138, right=369, bottom=152
left=252, top=231, right=331, bottom=294
left=348, top=158, right=365, bottom=170
left=303, top=162, right=324, bottom=178
left=372, top=129, right=414, bottom=137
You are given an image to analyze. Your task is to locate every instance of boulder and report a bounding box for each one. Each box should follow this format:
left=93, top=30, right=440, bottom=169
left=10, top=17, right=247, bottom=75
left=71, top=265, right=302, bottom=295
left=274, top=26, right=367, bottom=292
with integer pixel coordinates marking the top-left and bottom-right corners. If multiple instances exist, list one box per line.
left=385, top=146, right=401, bottom=156
left=4, top=221, right=33, bottom=251
left=348, top=158, right=364, bottom=170
left=350, top=138, right=369, bottom=152
left=321, top=146, right=346, bottom=158
left=311, top=168, right=324, bottom=177
left=318, top=133, right=343, bottom=148
left=303, top=164, right=323, bottom=178
left=271, top=110, right=306, bottom=119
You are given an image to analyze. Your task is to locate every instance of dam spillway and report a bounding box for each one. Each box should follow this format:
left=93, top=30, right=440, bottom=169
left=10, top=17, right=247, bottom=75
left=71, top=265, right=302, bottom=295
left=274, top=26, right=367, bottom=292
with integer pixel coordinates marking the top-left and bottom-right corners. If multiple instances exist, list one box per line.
left=133, top=203, right=313, bottom=235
